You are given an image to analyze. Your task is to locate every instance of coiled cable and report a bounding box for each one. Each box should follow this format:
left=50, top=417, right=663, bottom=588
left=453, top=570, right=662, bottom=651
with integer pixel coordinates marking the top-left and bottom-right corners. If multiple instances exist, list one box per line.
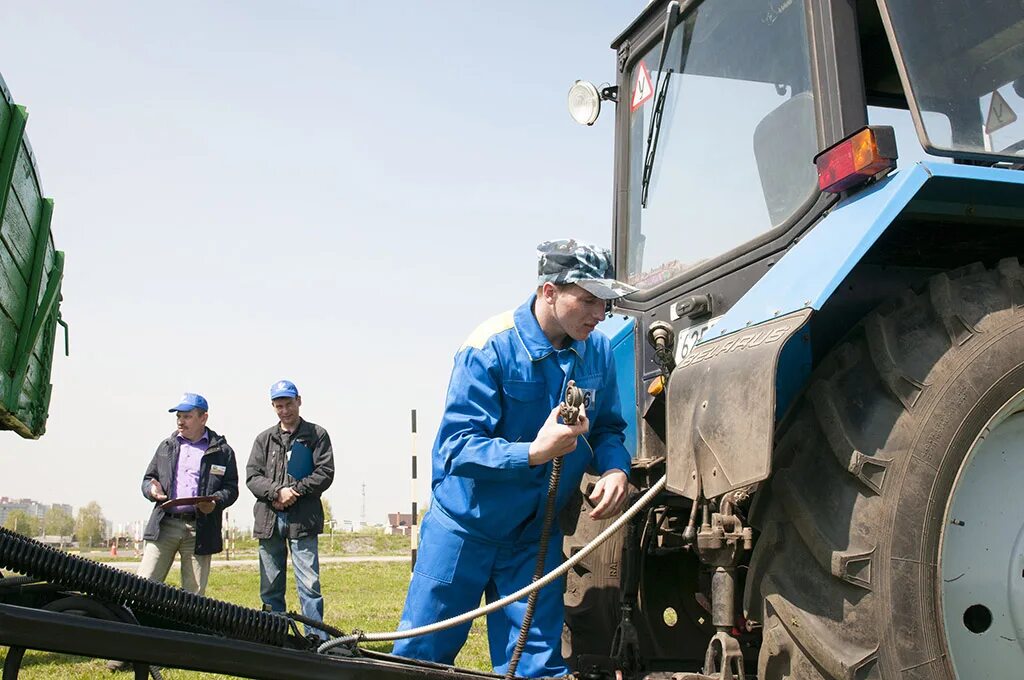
left=0, top=526, right=292, bottom=646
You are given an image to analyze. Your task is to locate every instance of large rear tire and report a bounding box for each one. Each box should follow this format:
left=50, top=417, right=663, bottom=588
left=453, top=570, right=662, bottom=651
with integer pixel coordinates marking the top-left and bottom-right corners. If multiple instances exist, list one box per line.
left=747, top=260, right=1024, bottom=679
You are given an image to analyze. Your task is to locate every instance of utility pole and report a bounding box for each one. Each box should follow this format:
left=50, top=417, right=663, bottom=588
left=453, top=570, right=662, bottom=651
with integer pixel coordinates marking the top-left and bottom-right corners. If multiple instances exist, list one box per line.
left=411, top=408, right=419, bottom=572
left=361, top=483, right=366, bottom=529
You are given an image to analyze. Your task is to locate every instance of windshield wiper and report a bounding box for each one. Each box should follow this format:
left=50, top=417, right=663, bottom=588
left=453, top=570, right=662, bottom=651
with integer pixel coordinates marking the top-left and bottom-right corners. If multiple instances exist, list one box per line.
left=640, top=69, right=674, bottom=208
left=640, top=1, right=681, bottom=209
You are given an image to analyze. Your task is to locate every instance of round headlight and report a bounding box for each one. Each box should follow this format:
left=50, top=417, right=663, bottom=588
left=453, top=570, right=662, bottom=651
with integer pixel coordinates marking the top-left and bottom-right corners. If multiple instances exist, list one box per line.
left=568, top=80, right=601, bottom=126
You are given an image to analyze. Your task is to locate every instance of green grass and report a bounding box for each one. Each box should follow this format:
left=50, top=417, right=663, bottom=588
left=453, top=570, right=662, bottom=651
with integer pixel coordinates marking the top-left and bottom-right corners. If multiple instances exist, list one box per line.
left=85, top=532, right=413, bottom=564
left=220, top=532, right=412, bottom=557
left=0, top=561, right=490, bottom=679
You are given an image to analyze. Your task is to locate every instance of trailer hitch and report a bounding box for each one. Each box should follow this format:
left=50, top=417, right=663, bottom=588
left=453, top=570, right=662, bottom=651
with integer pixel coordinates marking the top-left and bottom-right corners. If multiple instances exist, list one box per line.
left=702, top=632, right=744, bottom=680
left=695, top=494, right=752, bottom=680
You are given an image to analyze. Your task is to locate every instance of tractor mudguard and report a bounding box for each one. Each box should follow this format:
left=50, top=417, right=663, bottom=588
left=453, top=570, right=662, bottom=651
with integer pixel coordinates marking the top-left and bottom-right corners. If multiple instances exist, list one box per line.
left=662, top=161, right=1024, bottom=500
left=666, top=309, right=811, bottom=499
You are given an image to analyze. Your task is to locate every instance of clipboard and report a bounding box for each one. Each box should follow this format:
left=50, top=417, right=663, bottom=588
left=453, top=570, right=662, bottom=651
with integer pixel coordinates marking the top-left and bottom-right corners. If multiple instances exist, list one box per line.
left=160, top=495, right=216, bottom=510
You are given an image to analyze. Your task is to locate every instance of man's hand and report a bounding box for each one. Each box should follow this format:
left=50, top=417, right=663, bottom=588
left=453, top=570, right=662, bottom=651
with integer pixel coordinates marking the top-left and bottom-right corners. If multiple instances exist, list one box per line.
left=276, top=486, right=300, bottom=508
left=149, top=481, right=168, bottom=502
left=197, top=500, right=216, bottom=514
left=588, top=469, right=628, bottom=520
left=528, top=405, right=590, bottom=466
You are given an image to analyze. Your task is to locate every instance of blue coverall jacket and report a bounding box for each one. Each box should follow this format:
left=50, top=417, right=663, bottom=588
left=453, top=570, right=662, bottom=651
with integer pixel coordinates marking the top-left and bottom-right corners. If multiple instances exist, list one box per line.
left=394, top=294, right=631, bottom=677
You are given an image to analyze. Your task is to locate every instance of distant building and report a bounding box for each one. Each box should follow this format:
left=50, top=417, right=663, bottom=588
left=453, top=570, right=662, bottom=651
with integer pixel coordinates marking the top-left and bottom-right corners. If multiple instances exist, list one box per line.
left=0, top=496, right=71, bottom=529
left=387, top=512, right=414, bottom=536
left=0, top=497, right=44, bottom=526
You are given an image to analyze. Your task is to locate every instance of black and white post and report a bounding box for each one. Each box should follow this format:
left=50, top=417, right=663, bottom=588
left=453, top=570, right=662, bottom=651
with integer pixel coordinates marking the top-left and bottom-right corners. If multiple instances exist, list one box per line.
left=410, top=408, right=418, bottom=572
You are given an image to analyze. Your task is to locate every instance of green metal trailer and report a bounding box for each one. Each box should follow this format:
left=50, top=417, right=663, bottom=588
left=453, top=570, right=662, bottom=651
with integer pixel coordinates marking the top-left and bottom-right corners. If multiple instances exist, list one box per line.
left=0, top=72, right=66, bottom=439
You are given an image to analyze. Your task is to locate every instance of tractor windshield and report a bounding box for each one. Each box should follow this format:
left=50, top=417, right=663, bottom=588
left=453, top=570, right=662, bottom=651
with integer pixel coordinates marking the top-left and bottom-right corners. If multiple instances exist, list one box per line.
left=880, top=0, right=1024, bottom=160
left=624, top=0, right=817, bottom=291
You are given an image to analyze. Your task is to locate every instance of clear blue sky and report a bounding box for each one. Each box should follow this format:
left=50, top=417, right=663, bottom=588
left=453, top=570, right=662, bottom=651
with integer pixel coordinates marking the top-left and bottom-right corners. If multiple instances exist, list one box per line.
left=0, top=2, right=646, bottom=528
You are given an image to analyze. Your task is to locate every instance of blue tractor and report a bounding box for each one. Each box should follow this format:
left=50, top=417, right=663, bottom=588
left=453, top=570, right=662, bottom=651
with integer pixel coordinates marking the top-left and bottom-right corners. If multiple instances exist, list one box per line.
left=563, top=1, right=1024, bottom=679
left=6, top=3, right=1024, bottom=679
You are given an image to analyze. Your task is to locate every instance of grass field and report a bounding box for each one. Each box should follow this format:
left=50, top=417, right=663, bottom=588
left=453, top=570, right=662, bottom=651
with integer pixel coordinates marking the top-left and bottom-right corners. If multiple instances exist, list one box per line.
left=83, top=532, right=413, bottom=563
left=0, top=560, right=490, bottom=679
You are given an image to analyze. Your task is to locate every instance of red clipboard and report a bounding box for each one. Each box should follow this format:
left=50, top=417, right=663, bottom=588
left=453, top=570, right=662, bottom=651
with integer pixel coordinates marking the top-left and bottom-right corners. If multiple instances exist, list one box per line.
left=160, top=495, right=216, bottom=510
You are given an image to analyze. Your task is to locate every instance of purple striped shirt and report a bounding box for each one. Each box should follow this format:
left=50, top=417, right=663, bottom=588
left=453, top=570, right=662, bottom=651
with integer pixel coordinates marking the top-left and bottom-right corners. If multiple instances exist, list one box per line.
left=173, top=430, right=209, bottom=512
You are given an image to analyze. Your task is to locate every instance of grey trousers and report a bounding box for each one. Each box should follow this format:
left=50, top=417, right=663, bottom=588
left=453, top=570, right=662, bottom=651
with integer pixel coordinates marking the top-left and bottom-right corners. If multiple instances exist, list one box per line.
left=137, top=517, right=212, bottom=595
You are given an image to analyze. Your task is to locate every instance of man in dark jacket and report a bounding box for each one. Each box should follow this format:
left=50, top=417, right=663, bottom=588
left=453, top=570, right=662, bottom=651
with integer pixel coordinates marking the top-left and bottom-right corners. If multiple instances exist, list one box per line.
left=246, top=379, right=335, bottom=639
left=139, top=392, right=239, bottom=596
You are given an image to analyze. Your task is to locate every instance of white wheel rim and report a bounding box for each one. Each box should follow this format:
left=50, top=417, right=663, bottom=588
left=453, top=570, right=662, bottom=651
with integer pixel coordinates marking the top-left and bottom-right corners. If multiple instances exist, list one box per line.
left=941, top=388, right=1024, bottom=677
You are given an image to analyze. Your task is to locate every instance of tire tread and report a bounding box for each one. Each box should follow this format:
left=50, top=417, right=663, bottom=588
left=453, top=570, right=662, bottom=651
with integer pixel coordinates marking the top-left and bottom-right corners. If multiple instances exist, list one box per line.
left=752, top=264, right=1021, bottom=679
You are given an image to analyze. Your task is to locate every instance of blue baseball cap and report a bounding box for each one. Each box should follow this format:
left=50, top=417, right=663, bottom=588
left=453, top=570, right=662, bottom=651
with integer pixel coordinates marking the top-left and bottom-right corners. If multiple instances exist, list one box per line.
left=168, top=392, right=208, bottom=413
left=270, top=379, right=299, bottom=400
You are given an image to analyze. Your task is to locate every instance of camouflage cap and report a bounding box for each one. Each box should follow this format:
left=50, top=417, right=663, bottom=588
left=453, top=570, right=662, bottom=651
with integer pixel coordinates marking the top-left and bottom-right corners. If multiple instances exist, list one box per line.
left=537, top=239, right=638, bottom=300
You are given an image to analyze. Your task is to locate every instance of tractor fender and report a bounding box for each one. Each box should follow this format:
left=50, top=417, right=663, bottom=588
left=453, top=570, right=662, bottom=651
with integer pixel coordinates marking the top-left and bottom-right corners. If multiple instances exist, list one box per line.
left=664, top=161, right=1024, bottom=499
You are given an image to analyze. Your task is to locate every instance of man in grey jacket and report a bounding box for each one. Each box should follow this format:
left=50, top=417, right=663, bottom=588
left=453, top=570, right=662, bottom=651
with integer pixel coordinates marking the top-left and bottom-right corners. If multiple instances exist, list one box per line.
left=139, top=392, right=238, bottom=596
left=246, top=379, right=335, bottom=639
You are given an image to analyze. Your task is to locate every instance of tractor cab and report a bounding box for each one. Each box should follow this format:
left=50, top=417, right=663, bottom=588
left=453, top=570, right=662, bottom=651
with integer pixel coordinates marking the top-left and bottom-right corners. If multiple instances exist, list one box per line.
left=572, top=0, right=1024, bottom=307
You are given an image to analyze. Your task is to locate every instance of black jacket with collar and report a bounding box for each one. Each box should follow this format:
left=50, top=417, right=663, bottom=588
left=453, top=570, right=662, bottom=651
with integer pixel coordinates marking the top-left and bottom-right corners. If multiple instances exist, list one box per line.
left=246, top=418, right=334, bottom=539
left=140, top=428, right=239, bottom=555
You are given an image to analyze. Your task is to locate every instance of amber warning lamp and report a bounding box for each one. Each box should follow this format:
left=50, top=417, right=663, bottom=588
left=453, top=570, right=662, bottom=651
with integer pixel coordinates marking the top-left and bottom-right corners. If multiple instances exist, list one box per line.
left=814, top=126, right=898, bottom=194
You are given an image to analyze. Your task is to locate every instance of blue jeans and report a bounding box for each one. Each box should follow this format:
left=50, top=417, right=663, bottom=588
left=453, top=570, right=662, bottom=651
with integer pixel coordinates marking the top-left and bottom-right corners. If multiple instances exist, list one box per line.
left=258, top=513, right=326, bottom=640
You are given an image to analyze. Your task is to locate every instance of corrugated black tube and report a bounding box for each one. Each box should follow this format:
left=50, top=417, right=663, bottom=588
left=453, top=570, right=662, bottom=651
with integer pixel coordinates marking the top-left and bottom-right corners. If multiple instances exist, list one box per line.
left=0, top=526, right=291, bottom=647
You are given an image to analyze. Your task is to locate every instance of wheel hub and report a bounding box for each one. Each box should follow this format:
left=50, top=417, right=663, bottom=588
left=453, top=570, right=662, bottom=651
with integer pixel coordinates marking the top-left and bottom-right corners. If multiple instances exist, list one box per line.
left=942, top=403, right=1024, bottom=677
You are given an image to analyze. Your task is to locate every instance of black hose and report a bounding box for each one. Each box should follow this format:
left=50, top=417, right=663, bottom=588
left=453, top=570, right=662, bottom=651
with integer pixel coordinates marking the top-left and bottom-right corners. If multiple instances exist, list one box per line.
left=0, top=527, right=292, bottom=647
left=504, top=457, right=561, bottom=680
left=287, top=610, right=346, bottom=638
left=505, top=380, right=582, bottom=679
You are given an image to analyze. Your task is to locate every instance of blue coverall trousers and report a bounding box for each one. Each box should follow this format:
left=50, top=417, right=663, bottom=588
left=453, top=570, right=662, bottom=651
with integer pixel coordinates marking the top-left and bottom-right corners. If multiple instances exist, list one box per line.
left=393, top=516, right=569, bottom=677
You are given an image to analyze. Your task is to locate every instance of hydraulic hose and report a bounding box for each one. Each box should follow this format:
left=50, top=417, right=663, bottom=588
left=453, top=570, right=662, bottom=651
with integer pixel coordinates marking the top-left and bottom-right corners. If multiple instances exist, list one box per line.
left=505, top=456, right=562, bottom=679
left=318, top=474, right=668, bottom=654
left=0, top=526, right=293, bottom=647
left=288, top=610, right=346, bottom=638
left=503, top=379, right=586, bottom=678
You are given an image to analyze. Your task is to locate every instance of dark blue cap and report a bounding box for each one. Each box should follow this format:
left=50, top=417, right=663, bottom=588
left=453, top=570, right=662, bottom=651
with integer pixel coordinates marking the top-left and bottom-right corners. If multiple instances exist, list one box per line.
left=169, top=392, right=208, bottom=413
left=270, top=380, right=299, bottom=400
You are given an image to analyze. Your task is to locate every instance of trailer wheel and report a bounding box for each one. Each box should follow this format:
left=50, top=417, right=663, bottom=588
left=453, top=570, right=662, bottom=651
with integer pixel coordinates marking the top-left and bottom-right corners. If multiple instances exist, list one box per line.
left=747, top=260, right=1024, bottom=679
left=2, top=595, right=151, bottom=680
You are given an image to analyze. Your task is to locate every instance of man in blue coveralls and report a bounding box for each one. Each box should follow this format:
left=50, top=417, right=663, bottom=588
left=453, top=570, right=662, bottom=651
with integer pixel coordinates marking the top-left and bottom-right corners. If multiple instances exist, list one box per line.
left=394, top=239, right=635, bottom=677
